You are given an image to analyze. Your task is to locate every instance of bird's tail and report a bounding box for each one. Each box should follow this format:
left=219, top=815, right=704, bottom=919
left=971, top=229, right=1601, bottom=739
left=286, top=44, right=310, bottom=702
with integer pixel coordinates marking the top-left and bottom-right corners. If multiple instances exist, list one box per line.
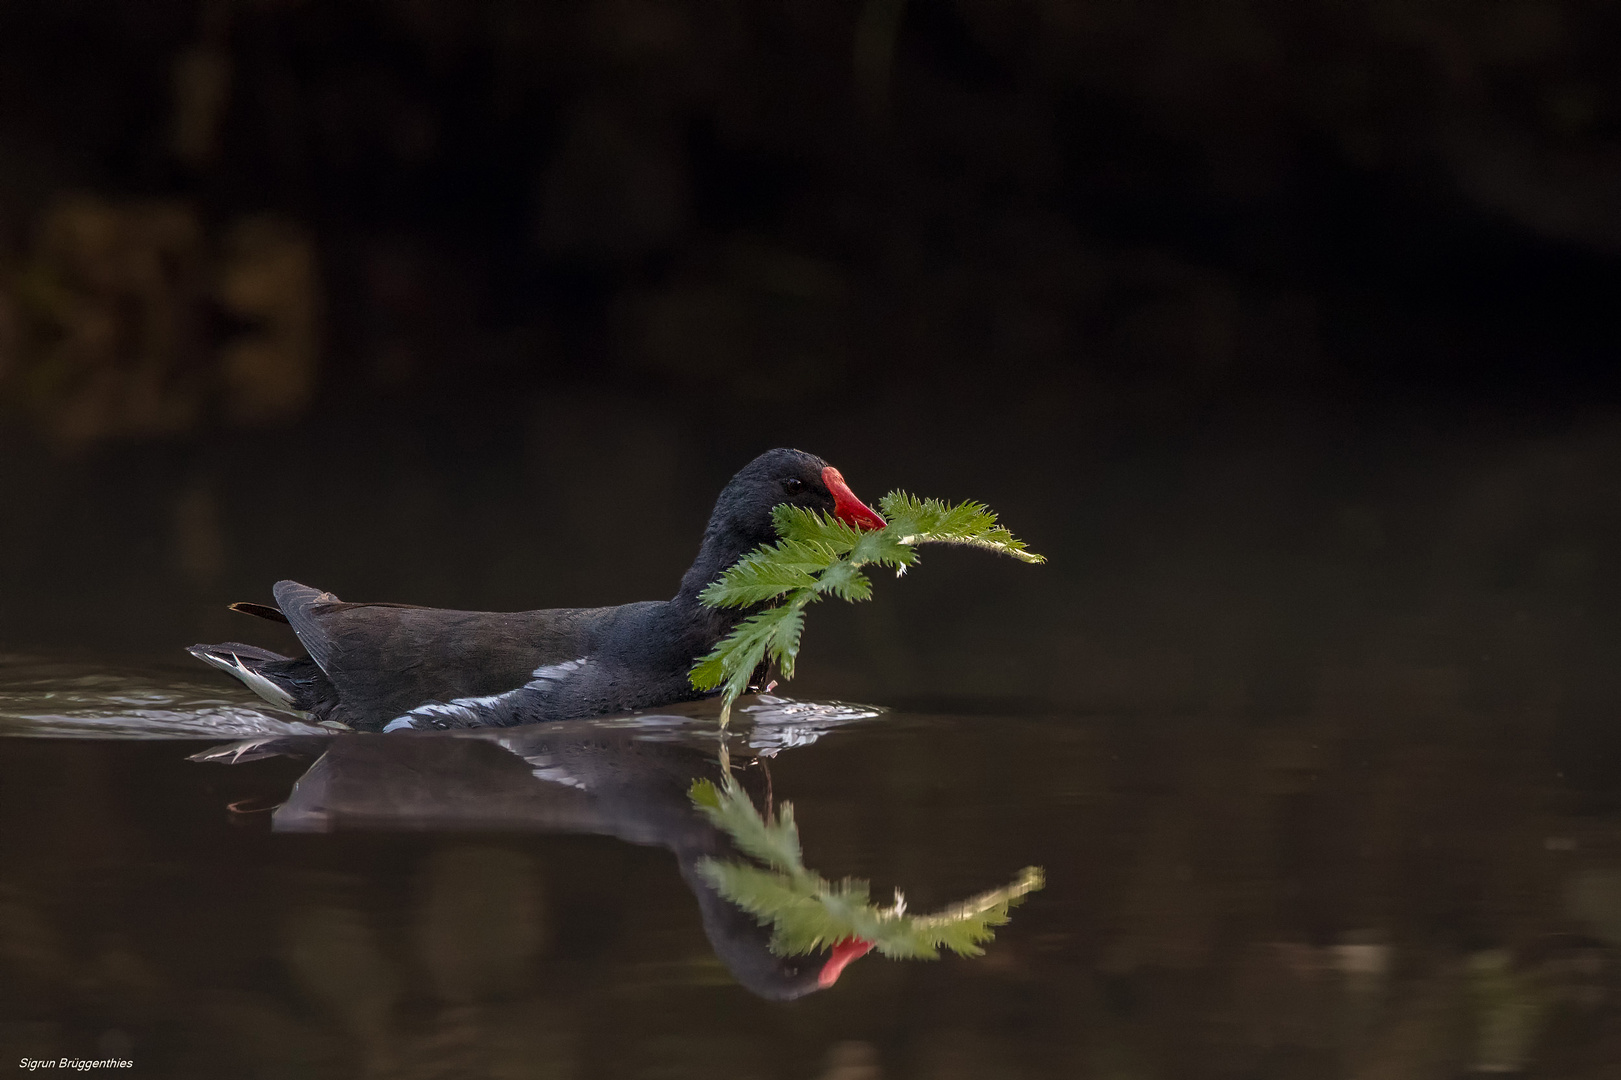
left=187, top=642, right=323, bottom=714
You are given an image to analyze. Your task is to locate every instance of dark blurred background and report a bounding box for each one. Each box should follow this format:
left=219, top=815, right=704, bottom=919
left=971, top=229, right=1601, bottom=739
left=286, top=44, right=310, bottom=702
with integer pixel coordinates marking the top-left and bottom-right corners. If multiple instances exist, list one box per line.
left=2, top=0, right=1619, bottom=732
left=6, top=8, right=1621, bottom=1074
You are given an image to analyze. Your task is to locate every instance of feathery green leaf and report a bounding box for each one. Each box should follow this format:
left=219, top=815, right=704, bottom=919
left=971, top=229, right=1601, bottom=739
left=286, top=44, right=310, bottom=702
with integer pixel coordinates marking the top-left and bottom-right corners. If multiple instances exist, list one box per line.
left=699, top=559, right=817, bottom=607
left=691, top=489, right=1044, bottom=723
left=688, top=777, right=805, bottom=877
left=812, top=559, right=873, bottom=602
left=773, top=505, right=865, bottom=551
left=690, top=597, right=813, bottom=724
left=769, top=601, right=808, bottom=680
left=878, top=492, right=1045, bottom=563
left=690, top=777, right=1043, bottom=962
left=884, top=866, right=1046, bottom=958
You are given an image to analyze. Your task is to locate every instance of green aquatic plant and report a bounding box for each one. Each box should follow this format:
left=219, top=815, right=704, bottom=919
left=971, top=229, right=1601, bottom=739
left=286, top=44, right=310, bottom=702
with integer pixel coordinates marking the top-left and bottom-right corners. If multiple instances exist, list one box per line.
left=689, top=491, right=1044, bottom=723
left=690, top=774, right=1044, bottom=959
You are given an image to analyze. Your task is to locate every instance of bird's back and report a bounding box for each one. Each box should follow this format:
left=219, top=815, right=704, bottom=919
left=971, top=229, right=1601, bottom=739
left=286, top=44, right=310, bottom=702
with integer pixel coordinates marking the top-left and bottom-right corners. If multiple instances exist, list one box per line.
left=274, top=580, right=637, bottom=728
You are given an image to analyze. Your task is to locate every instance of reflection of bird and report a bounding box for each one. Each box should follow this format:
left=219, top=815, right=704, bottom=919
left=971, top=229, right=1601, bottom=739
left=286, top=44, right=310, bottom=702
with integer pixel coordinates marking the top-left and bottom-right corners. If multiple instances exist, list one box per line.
left=196, top=727, right=873, bottom=1000
left=188, top=448, right=885, bottom=731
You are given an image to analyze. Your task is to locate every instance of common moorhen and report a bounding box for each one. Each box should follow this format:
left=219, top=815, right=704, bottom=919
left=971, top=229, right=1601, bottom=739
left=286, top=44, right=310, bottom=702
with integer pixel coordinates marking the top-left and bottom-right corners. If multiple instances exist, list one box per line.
left=189, top=448, right=886, bottom=732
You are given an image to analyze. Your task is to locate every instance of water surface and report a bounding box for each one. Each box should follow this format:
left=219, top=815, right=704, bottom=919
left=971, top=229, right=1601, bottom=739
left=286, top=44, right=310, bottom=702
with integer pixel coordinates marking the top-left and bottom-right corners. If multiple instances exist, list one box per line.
left=2, top=655, right=1619, bottom=1078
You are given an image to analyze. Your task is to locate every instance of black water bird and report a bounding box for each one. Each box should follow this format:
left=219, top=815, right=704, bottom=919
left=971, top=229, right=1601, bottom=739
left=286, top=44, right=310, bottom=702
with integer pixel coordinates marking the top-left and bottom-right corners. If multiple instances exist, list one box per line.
left=189, top=448, right=886, bottom=731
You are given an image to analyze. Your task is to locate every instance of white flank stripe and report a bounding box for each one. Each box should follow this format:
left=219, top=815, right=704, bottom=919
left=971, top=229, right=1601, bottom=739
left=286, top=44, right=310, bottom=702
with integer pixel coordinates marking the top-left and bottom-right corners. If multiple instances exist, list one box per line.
left=384, top=658, right=588, bottom=732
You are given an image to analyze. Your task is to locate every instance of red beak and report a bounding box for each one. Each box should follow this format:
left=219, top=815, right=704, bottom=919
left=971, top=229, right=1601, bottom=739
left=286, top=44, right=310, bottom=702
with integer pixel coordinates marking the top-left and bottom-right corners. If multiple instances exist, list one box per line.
left=822, top=467, right=886, bottom=531
left=817, top=937, right=875, bottom=989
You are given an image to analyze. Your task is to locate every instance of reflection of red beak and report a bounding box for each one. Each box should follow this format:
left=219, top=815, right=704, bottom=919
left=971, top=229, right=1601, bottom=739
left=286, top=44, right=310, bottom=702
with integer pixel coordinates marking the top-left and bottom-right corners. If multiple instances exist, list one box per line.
left=822, top=467, right=886, bottom=531
left=817, top=937, right=875, bottom=989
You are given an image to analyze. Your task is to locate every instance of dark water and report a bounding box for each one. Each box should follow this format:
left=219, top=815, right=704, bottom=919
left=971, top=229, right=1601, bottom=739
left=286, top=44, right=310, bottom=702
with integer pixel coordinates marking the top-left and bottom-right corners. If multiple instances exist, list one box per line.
left=3, top=656, right=1620, bottom=1078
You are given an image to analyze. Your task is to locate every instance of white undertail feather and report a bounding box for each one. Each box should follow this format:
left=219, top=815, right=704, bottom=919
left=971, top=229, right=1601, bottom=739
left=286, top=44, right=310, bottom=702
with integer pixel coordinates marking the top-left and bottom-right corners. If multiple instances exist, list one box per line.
left=197, top=649, right=299, bottom=711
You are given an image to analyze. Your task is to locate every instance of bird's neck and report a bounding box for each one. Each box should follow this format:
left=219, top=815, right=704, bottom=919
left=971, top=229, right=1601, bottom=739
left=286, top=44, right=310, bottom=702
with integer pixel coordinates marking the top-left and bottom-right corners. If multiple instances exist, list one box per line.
left=671, top=521, right=765, bottom=629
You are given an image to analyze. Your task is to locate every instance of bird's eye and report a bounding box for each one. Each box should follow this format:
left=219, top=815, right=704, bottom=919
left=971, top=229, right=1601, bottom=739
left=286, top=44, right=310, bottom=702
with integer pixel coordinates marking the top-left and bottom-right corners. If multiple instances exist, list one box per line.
left=781, top=478, right=806, bottom=495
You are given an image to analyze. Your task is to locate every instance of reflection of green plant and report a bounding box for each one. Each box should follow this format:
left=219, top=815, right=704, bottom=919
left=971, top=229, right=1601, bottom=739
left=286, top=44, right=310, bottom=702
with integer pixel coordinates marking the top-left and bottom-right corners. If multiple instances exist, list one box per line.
left=689, top=775, right=1043, bottom=959
left=689, top=492, right=1044, bottom=723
